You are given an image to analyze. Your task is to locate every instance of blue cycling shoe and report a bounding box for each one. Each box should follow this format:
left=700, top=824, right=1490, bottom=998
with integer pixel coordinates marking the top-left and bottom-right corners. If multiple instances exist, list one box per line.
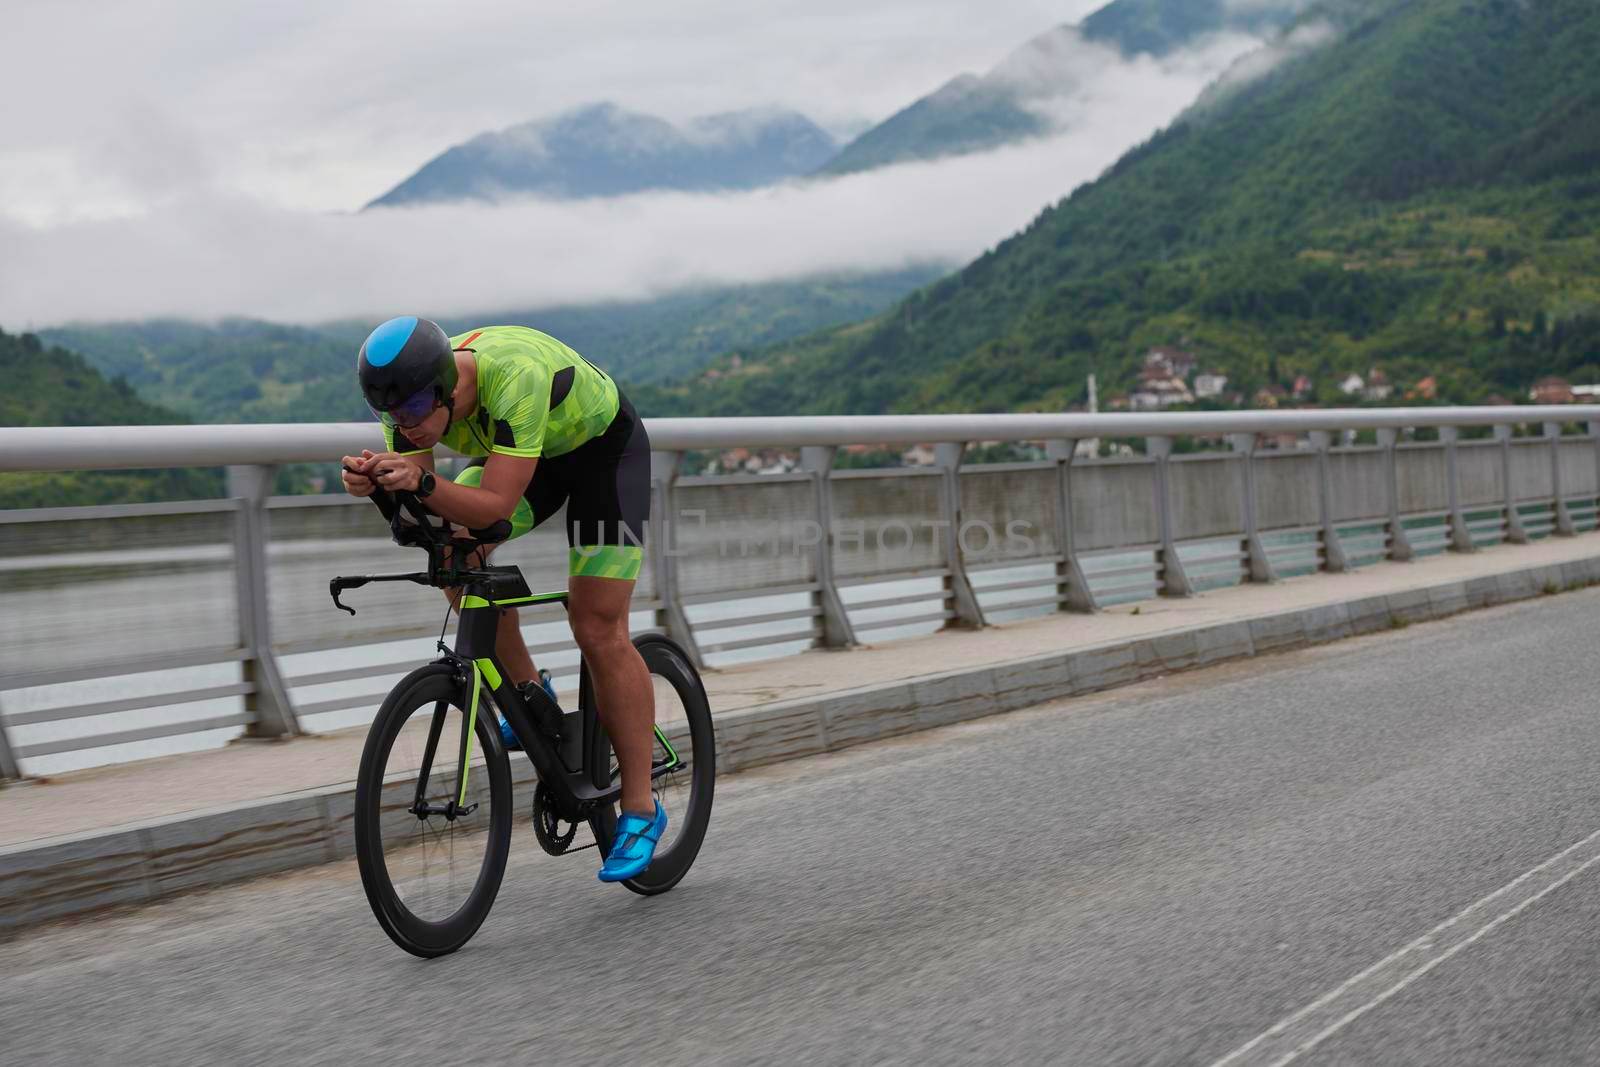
left=598, top=799, right=667, bottom=882
left=498, top=670, right=558, bottom=752
left=498, top=712, right=521, bottom=751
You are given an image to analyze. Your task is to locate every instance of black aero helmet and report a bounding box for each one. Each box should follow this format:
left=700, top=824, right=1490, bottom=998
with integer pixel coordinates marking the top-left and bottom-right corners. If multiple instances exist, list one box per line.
left=356, top=316, right=458, bottom=423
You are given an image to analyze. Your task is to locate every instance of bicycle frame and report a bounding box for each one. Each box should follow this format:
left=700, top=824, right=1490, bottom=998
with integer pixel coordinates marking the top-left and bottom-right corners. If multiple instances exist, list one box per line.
left=452, top=577, right=614, bottom=818
left=329, top=481, right=681, bottom=826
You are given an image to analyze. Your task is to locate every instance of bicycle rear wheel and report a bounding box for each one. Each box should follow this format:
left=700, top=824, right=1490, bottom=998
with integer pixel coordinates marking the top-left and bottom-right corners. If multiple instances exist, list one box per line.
left=354, top=666, right=511, bottom=957
left=589, top=633, right=716, bottom=896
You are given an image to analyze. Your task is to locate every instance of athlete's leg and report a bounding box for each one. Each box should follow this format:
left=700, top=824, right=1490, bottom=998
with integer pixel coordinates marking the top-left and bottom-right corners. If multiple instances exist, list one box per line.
left=568, top=574, right=654, bottom=814
left=564, top=392, right=655, bottom=817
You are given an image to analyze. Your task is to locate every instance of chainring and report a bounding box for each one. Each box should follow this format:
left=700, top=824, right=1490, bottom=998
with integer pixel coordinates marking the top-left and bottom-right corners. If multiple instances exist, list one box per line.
left=531, top=782, right=580, bottom=856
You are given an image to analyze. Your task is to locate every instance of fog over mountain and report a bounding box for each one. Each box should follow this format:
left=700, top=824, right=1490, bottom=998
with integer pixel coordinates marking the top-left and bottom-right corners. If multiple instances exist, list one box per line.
left=368, top=104, right=837, bottom=208
left=819, top=0, right=1311, bottom=174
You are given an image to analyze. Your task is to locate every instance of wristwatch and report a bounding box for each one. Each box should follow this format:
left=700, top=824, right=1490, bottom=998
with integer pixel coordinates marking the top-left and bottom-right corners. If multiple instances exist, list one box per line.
left=416, top=470, right=437, bottom=498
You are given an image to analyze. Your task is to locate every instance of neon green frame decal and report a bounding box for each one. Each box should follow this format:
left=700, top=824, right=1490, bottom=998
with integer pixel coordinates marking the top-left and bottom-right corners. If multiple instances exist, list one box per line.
left=475, top=657, right=502, bottom=691
left=457, top=661, right=482, bottom=807
left=489, top=591, right=570, bottom=607
left=653, top=723, right=680, bottom=766
left=459, top=591, right=569, bottom=609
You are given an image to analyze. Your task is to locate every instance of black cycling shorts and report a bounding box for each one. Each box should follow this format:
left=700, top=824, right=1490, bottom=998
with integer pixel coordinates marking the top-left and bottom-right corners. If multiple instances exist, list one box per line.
left=458, top=392, right=650, bottom=578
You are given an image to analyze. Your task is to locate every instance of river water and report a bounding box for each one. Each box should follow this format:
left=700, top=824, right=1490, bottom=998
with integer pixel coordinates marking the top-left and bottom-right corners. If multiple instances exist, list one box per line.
left=0, top=521, right=1399, bottom=776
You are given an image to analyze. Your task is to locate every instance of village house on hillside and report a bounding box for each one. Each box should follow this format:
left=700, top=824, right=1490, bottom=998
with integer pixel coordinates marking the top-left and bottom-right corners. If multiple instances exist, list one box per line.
left=1194, top=370, right=1229, bottom=398
left=1530, top=377, right=1574, bottom=404
left=1141, top=346, right=1196, bottom=381
left=1405, top=376, right=1438, bottom=401
left=1339, top=373, right=1365, bottom=396
left=1254, top=383, right=1289, bottom=409
left=1131, top=345, right=1198, bottom=410
left=1363, top=369, right=1393, bottom=401
left=1131, top=377, right=1194, bottom=410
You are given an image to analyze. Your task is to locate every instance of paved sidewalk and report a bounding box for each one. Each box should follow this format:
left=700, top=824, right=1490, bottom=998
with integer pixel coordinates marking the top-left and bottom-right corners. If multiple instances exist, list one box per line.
left=7, top=532, right=1600, bottom=851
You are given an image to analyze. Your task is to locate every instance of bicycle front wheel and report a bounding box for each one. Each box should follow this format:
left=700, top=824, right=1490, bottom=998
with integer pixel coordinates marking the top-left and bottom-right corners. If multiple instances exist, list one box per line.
left=354, top=666, right=511, bottom=957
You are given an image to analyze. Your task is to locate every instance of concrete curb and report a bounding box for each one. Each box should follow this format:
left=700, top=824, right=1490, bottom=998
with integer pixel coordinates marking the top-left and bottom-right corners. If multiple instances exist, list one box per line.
left=6, top=553, right=1600, bottom=934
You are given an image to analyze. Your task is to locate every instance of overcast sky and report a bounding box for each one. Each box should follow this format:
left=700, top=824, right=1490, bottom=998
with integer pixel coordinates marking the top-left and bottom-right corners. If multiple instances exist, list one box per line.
left=0, top=1, right=1274, bottom=327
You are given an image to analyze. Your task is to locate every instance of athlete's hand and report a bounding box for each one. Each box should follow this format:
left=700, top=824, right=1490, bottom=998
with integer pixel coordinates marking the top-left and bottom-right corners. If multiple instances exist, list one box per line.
left=340, top=453, right=377, bottom=498
left=368, top=452, right=423, bottom=493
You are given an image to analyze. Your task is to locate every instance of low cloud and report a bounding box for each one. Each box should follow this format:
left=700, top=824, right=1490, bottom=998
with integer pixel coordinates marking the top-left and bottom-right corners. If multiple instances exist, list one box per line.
left=0, top=9, right=1285, bottom=328
left=0, top=141, right=1067, bottom=325
left=0, top=0, right=1089, bottom=221
left=1005, top=29, right=1269, bottom=131
left=1196, top=19, right=1339, bottom=105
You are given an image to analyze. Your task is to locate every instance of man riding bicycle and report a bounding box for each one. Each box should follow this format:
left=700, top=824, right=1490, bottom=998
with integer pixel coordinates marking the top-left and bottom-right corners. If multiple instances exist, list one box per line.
left=341, top=316, right=662, bottom=882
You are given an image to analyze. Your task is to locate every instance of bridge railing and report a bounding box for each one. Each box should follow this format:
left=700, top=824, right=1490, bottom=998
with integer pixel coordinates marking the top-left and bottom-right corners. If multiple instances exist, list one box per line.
left=2, top=408, right=1598, bottom=779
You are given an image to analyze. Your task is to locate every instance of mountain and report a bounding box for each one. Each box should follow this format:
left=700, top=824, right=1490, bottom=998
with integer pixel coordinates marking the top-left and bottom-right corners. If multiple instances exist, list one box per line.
left=367, top=103, right=837, bottom=208
left=818, top=0, right=1309, bottom=176
left=1080, top=0, right=1311, bottom=57
left=641, top=0, right=1600, bottom=416
left=0, top=329, right=222, bottom=507
left=40, top=266, right=947, bottom=424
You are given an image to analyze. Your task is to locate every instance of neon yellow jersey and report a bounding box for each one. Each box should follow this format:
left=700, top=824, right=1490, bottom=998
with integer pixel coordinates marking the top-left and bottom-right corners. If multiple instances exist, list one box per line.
left=383, top=326, right=619, bottom=459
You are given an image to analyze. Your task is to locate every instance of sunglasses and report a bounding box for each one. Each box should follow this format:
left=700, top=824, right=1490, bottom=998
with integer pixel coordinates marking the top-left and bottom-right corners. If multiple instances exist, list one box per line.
left=374, top=384, right=440, bottom=429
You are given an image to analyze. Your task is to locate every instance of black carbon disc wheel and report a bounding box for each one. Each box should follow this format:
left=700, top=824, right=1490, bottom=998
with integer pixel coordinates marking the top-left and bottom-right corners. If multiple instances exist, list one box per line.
left=589, top=633, right=716, bottom=896
left=354, top=666, right=512, bottom=957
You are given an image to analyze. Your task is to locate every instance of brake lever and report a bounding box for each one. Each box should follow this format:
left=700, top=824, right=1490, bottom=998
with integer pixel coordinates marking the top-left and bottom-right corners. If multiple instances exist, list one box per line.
left=329, top=575, right=371, bottom=615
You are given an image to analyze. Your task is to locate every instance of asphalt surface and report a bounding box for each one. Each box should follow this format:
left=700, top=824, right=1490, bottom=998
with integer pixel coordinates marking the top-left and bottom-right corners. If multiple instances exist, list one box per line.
left=7, top=589, right=1600, bottom=1065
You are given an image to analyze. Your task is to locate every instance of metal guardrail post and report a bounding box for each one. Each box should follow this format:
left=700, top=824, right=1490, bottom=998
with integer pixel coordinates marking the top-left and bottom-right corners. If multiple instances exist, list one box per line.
left=1438, top=427, right=1475, bottom=553
left=1045, top=439, right=1098, bottom=613
left=1493, top=425, right=1528, bottom=543
left=648, top=451, right=705, bottom=667
left=227, top=465, right=298, bottom=737
left=799, top=445, right=857, bottom=648
left=1227, top=433, right=1277, bottom=583
left=1375, top=428, right=1414, bottom=561
left=0, top=693, right=22, bottom=781
left=934, top=442, right=986, bottom=628
left=1306, top=432, right=1349, bottom=573
left=1590, top=420, right=1600, bottom=530
left=1145, top=436, right=1194, bottom=597
left=1545, top=422, right=1577, bottom=536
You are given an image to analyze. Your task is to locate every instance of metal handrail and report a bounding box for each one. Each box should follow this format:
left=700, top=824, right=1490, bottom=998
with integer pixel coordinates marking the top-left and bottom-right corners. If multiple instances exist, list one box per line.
left=4, top=407, right=1600, bottom=778
left=3, top=407, right=1600, bottom=472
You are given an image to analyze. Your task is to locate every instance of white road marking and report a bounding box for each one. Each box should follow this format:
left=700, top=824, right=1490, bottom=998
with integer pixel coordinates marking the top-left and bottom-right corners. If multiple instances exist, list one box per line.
left=1209, top=826, right=1600, bottom=1066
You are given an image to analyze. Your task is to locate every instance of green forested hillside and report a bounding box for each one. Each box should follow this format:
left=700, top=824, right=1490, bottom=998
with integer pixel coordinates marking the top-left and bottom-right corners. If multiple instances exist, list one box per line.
left=43, top=268, right=944, bottom=424
left=43, top=319, right=364, bottom=424
left=0, top=329, right=221, bottom=507
left=641, top=0, right=1600, bottom=417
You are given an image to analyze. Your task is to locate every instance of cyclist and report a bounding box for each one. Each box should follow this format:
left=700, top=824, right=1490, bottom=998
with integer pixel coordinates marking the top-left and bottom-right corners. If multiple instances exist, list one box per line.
left=340, top=316, right=664, bottom=882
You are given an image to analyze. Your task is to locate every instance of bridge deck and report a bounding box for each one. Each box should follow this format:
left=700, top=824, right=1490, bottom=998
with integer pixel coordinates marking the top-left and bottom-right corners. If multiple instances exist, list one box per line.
left=9, top=545, right=1600, bottom=1063
left=7, top=532, right=1600, bottom=851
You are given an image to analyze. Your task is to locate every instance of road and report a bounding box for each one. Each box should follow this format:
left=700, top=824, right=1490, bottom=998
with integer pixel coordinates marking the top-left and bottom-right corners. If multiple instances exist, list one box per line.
left=7, top=589, right=1600, bottom=1065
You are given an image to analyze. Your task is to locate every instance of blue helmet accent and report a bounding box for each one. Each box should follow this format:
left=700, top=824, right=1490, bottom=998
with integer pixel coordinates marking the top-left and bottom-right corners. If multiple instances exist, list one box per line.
left=356, top=315, right=458, bottom=416
left=362, top=316, right=418, bottom=368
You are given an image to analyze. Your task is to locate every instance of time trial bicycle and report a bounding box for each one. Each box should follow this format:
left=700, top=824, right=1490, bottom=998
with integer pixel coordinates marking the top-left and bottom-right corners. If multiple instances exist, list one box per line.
left=330, top=483, right=714, bottom=957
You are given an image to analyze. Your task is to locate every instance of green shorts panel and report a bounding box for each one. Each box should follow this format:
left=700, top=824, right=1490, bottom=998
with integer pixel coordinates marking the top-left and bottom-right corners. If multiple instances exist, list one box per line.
left=569, top=545, right=643, bottom=580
